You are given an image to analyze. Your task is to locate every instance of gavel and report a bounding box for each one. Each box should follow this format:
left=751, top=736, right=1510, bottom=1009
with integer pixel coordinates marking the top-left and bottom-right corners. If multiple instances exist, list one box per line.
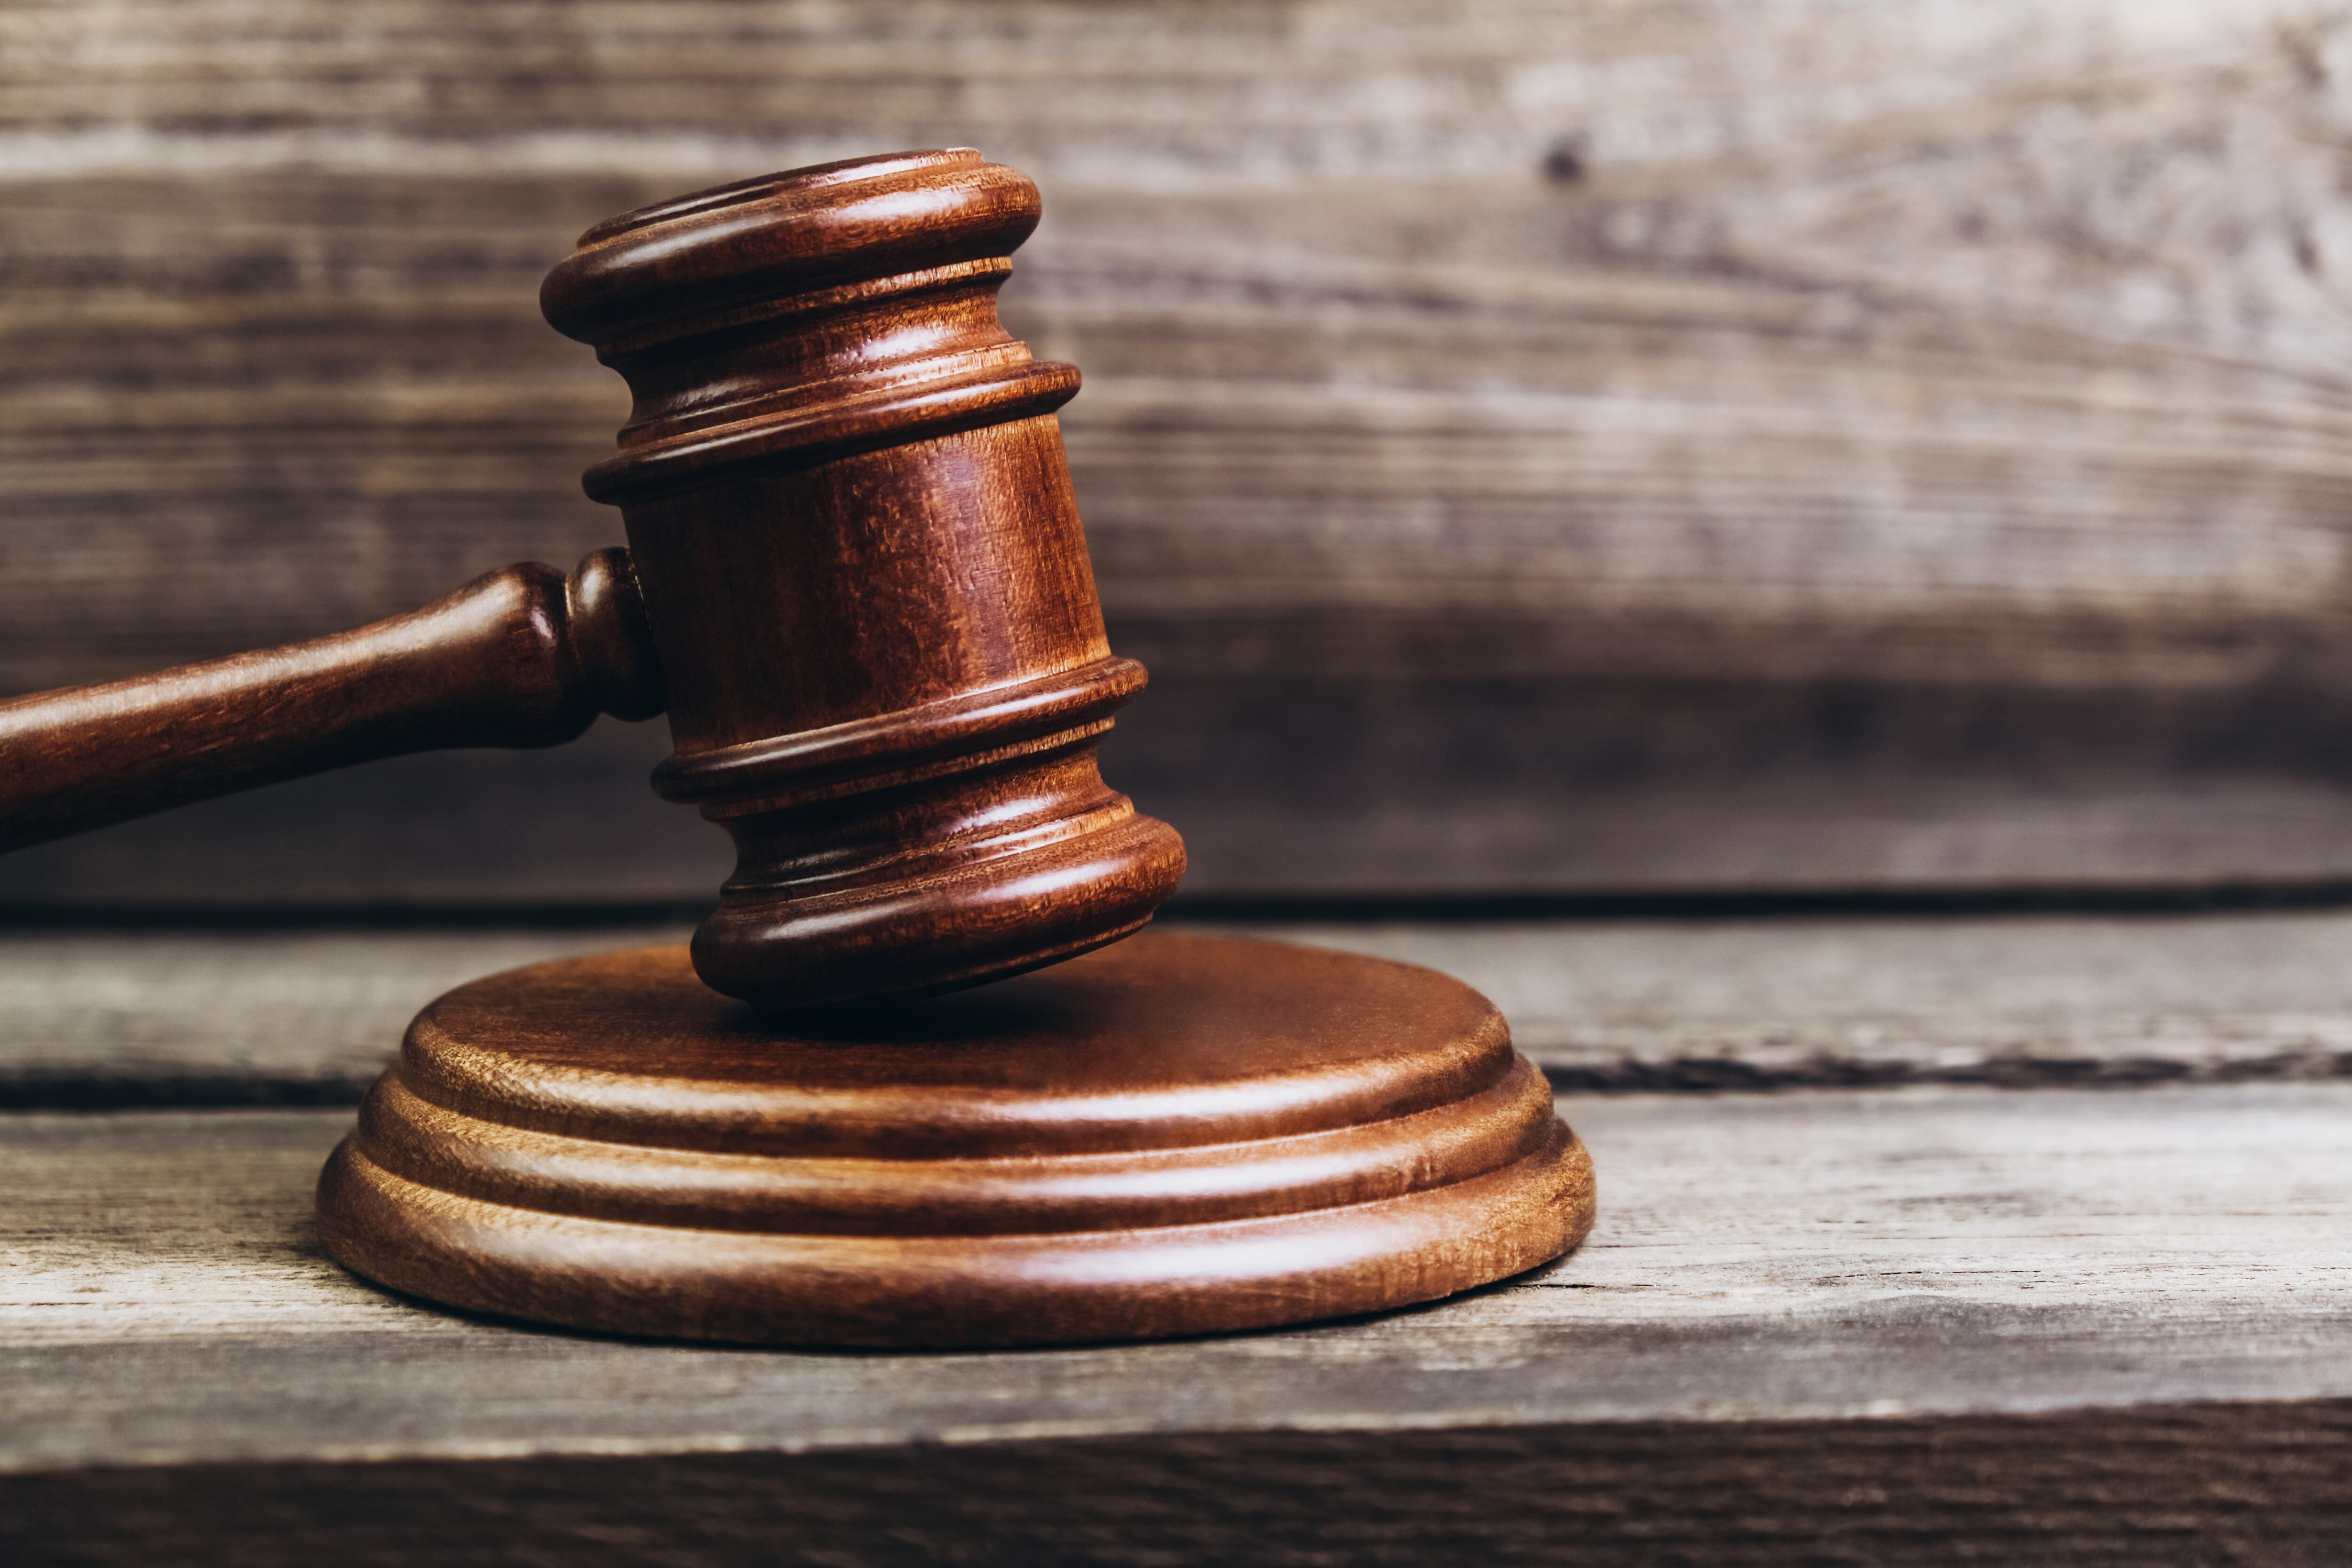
left=0, top=148, right=1186, bottom=1009
left=6, top=150, right=1593, bottom=1346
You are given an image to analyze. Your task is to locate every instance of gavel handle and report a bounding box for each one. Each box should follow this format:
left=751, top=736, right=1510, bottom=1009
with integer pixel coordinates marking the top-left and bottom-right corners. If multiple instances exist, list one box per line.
left=0, top=548, right=664, bottom=854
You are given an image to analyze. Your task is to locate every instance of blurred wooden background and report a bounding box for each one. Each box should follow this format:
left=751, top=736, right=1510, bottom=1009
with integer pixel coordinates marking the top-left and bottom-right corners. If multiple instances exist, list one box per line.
left=9, top=0, right=2352, bottom=907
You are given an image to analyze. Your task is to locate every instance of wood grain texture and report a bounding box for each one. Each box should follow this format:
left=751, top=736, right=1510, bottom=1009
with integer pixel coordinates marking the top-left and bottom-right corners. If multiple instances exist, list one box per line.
left=14, top=1, right=2352, bottom=900
left=2, top=150, right=1191, bottom=999
left=9, top=1085, right=2352, bottom=1473
left=10, top=913, right=2352, bottom=1106
left=9, top=0, right=2352, bottom=691
left=27, top=670, right=2352, bottom=905
left=1254, top=910, right=2352, bottom=1089
left=313, top=934, right=1590, bottom=1346
left=1110, top=674, right=2352, bottom=897
left=0, top=718, right=724, bottom=912
left=528, top=149, right=1184, bottom=1005
left=8, top=1406, right=2352, bottom=1567
left=0, top=549, right=660, bottom=852
left=0, top=925, right=690, bottom=1106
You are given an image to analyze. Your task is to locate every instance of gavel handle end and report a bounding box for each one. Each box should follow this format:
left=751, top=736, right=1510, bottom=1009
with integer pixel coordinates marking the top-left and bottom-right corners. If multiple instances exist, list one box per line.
left=0, top=548, right=666, bottom=853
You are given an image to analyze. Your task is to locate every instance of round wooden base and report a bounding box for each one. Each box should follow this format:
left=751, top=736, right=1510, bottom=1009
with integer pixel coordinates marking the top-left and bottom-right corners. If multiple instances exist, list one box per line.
left=315, top=933, right=1595, bottom=1347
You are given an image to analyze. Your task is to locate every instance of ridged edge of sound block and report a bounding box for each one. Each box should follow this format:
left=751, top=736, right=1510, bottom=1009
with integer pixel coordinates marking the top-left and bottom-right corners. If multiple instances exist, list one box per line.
left=313, top=935, right=1597, bottom=1347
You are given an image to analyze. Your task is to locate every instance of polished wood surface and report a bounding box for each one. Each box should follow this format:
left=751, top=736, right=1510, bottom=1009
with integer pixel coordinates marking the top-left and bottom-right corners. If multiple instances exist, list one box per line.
left=0, top=151, right=1557, bottom=1352
left=540, top=149, right=1184, bottom=1007
left=0, top=549, right=660, bottom=854
left=0, top=149, right=1184, bottom=1005
left=313, top=931, right=1593, bottom=1346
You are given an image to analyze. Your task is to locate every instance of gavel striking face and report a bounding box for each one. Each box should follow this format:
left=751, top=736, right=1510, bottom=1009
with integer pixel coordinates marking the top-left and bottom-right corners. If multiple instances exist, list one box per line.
left=0, top=149, right=1187, bottom=1008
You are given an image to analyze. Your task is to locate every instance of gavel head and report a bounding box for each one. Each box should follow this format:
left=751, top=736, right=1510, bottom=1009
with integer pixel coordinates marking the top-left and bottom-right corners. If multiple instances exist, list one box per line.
left=539, top=149, right=1186, bottom=1010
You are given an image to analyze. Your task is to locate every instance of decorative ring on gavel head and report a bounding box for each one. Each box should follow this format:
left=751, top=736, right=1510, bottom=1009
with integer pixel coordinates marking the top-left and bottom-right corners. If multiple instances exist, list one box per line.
left=539, top=149, right=1187, bottom=1010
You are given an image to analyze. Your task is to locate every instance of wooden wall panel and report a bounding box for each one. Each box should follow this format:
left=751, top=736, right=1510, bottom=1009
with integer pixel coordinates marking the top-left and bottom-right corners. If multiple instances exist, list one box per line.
left=10, top=0, right=2352, bottom=898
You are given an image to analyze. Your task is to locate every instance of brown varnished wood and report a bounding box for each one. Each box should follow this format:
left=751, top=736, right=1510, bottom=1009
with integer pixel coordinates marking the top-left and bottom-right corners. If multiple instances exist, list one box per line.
left=0, top=149, right=1580, bottom=1345
left=313, top=932, right=1595, bottom=1347
left=0, top=149, right=1184, bottom=1007
left=0, top=548, right=661, bottom=855
left=539, top=149, right=1186, bottom=1009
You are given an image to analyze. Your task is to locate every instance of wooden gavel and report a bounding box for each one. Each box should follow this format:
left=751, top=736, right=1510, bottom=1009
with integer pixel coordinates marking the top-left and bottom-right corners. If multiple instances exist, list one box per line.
left=0, top=149, right=1187, bottom=1008
left=2, top=149, right=1592, bottom=1351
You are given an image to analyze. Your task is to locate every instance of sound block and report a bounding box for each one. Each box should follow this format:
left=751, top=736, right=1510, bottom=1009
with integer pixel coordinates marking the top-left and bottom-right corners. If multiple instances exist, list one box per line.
left=316, top=933, right=1595, bottom=1347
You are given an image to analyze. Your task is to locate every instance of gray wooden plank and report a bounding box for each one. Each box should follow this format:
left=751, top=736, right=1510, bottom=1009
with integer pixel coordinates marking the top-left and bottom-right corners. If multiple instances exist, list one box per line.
left=0, top=923, right=691, bottom=1105
left=6, top=1083, right=2352, bottom=1475
left=19, top=676, right=2352, bottom=905
left=7, top=1406, right=2352, bottom=1568
left=0, top=717, right=728, bottom=912
left=1250, top=910, right=2352, bottom=1088
left=14, top=3, right=2352, bottom=899
left=9, top=914, right=2352, bottom=1102
left=8, top=2, right=2352, bottom=692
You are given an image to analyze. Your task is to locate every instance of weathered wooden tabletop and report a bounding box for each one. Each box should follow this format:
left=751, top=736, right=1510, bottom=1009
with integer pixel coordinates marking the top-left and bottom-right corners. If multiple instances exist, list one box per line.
left=6, top=913, right=2351, bottom=1564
